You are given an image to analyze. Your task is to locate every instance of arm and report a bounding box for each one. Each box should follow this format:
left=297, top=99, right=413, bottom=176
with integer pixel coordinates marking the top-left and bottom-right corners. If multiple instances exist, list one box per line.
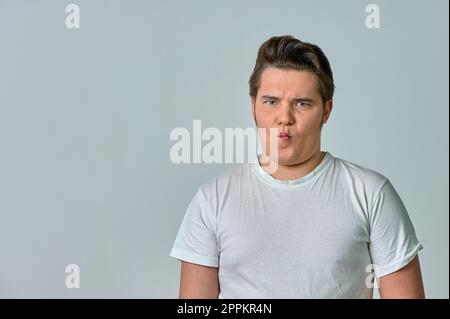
left=178, top=261, right=220, bottom=299
left=377, top=255, right=425, bottom=298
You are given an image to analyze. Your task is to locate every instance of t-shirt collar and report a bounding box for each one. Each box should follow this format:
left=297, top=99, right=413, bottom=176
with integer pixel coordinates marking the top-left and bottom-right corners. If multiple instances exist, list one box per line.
left=252, top=151, right=333, bottom=189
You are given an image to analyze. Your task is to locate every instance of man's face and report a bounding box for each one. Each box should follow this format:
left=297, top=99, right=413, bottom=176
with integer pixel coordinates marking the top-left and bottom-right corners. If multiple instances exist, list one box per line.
left=251, top=67, right=332, bottom=166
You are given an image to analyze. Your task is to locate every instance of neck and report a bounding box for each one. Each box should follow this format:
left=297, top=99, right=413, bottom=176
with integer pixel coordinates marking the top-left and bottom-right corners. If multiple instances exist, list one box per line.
left=259, top=150, right=326, bottom=181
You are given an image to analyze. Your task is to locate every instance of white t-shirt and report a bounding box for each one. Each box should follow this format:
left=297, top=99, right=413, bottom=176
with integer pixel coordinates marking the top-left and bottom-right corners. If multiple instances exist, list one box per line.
left=169, top=151, right=423, bottom=298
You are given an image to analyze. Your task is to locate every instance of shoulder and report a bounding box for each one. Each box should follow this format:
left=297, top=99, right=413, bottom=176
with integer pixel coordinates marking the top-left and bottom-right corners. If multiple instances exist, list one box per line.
left=194, top=163, right=249, bottom=211
left=331, top=154, right=388, bottom=191
left=330, top=154, right=391, bottom=216
left=198, top=163, right=249, bottom=193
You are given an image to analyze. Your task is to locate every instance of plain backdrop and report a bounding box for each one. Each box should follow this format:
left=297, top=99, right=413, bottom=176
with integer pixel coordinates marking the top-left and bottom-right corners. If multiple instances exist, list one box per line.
left=0, top=0, right=448, bottom=298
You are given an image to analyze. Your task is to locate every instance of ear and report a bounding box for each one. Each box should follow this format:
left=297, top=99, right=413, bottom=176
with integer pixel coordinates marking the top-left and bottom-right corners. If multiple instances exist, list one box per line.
left=322, top=99, right=333, bottom=125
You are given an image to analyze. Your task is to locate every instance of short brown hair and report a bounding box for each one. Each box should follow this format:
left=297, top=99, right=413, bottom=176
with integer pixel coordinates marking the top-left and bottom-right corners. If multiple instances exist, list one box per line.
left=249, top=35, right=335, bottom=105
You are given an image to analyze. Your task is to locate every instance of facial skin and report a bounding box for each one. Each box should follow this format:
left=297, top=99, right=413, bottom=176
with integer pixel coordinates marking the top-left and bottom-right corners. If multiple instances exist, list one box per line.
left=251, top=67, right=333, bottom=181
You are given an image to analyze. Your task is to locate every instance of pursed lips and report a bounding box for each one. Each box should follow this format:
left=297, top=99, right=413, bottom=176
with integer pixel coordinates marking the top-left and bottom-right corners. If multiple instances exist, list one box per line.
left=278, top=131, right=291, bottom=140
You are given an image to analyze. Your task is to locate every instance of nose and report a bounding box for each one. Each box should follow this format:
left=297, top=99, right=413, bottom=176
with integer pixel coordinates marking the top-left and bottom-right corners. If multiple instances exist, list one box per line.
left=276, top=102, right=295, bottom=127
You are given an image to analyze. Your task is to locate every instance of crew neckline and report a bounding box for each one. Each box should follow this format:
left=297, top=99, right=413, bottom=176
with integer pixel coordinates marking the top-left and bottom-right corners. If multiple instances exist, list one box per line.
left=252, top=151, right=333, bottom=189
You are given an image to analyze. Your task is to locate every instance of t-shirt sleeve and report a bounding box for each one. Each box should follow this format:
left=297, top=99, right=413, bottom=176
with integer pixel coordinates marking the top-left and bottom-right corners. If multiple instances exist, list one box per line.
left=368, top=178, right=423, bottom=278
left=169, top=185, right=219, bottom=268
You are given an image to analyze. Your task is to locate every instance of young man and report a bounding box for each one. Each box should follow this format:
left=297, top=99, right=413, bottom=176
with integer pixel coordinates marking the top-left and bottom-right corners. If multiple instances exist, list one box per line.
left=169, top=35, right=425, bottom=298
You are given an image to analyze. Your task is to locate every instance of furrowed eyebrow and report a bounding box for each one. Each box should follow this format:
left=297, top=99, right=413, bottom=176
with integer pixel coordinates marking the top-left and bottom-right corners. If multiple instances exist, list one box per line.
left=292, top=97, right=314, bottom=103
left=260, top=95, right=315, bottom=103
left=260, top=95, right=279, bottom=100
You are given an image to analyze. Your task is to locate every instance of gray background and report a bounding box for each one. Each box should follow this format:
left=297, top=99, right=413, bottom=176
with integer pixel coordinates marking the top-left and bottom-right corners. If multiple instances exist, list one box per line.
left=0, top=0, right=448, bottom=298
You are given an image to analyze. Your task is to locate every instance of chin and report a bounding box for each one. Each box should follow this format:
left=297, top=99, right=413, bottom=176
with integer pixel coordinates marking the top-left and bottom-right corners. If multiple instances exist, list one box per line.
left=273, top=149, right=297, bottom=165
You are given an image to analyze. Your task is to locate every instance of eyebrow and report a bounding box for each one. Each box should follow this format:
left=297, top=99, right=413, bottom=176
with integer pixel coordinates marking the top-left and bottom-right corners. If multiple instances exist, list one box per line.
left=260, top=95, right=315, bottom=103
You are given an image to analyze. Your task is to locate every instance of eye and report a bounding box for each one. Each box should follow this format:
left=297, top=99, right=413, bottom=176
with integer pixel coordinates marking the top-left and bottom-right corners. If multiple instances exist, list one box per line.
left=263, top=99, right=277, bottom=106
left=295, top=101, right=310, bottom=108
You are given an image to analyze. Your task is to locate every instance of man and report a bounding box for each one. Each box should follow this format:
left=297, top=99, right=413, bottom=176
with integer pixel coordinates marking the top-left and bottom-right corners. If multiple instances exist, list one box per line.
left=169, top=35, right=425, bottom=298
